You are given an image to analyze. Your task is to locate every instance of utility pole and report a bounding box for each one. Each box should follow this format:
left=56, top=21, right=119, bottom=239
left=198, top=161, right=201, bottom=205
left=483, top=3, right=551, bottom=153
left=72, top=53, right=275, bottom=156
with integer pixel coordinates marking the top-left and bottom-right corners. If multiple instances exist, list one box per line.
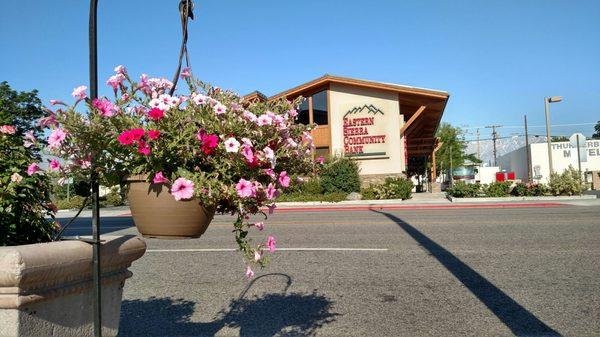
left=476, top=128, right=481, bottom=161
left=485, top=125, right=502, bottom=167
left=449, top=145, right=453, bottom=188
left=524, top=115, right=531, bottom=183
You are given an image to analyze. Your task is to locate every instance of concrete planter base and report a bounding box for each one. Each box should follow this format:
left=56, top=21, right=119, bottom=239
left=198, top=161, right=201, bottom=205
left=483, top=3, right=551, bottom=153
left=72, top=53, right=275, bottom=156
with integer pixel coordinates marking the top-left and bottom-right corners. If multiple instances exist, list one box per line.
left=0, top=235, right=146, bottom=337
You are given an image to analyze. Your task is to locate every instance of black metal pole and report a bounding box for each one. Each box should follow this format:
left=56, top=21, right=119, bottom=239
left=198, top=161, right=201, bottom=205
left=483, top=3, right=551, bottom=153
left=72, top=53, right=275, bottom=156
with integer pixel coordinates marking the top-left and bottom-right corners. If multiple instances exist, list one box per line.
left=89, top=0, right=102, bottom=336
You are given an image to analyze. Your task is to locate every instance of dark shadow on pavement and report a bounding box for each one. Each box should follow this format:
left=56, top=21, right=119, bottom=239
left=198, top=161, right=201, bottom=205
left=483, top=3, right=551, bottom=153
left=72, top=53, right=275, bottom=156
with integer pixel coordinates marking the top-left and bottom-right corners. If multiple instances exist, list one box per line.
left=55, top=216, right=134, bottom=236
left=371, top=209, right=561, bottom=337
left=118, top=275, right=338, bottom=337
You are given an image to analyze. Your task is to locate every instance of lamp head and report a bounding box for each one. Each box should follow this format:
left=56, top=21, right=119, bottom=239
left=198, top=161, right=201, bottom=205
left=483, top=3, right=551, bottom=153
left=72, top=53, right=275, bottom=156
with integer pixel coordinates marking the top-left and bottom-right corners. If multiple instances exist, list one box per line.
left=547, top=96, right=563, bottom=103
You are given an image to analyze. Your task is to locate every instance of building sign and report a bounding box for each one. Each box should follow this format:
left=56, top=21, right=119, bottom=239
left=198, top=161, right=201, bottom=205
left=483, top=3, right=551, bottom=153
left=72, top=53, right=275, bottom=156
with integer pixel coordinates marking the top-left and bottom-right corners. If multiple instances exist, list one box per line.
left=342, top=105, right=387, bottom=158
left=552, top=139, right=600, bottom=160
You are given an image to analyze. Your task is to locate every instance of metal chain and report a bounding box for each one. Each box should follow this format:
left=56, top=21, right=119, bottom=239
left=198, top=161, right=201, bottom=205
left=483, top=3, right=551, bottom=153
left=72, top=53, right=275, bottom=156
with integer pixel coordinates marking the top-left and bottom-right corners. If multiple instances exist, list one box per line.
left=169, top=0, right=194, bottom=95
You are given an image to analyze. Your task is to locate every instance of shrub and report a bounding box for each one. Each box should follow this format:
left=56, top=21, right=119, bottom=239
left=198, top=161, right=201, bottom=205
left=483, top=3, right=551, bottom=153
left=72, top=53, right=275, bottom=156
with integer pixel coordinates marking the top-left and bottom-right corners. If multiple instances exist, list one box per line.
left=482, top=181, right=511, bottom=197
left=363, top=177, right=413, bottom=200
left=446, top=181, right=480, bottom=198
left=1, top=82, right=58, bottom=246
left=106, top=190, right=124, bottom=206
left=511, top=183, right=529, bottom=196
left=277, top=192, right=346, bottom=203
left=320, top=157, right=360, bottom=194
left=54, top=195, right=87, bottom=210
left=548, top=166, right=585, bottom=196
left=299, top=178, right=324, bottom=195
left=511, top=182, right=548, bottom=197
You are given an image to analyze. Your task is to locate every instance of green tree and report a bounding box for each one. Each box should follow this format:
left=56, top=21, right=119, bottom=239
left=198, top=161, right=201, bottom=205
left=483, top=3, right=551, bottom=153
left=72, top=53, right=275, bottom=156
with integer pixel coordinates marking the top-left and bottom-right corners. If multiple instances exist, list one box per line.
left=434, top=123, right=479, bottom=176
left=593, top=121, right=600, bottom=139
left=0, top=81, right=45, bottom=139
left=1, top=82, right=57, bottom=246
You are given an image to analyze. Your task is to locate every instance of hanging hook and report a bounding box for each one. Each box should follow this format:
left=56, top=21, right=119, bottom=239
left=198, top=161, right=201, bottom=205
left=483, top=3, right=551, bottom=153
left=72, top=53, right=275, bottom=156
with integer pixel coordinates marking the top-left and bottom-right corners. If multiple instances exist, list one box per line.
left=169, top=0, right=194, bottom=95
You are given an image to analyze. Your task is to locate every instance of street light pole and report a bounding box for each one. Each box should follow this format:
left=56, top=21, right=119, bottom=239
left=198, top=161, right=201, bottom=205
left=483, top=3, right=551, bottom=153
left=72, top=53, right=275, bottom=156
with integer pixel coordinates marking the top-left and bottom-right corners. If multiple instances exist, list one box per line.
left=88, top=1, right=102, bottom=336
left=544, top=96, right=563, bottom=176
left=544, top=98, right=553, bottom=175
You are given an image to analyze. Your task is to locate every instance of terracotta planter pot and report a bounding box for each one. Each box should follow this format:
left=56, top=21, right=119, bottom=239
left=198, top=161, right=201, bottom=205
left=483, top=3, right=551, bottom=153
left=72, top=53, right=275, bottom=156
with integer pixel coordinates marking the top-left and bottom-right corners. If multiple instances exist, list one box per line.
left=0, top=235, right=146, bottom=337
left=125, top=175, right=215, bottom=239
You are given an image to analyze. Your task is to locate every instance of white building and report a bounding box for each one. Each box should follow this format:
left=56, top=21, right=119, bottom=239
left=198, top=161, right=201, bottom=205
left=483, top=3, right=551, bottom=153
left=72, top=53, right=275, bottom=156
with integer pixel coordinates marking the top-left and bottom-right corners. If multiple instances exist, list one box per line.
left=497, top=139, right=600, bottom=184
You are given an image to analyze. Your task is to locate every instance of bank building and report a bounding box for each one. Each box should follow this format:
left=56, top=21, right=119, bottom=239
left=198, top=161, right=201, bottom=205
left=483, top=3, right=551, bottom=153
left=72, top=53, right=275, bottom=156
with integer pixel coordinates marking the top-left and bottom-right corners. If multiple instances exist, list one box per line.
left=244, top=75, right=449, bottom=188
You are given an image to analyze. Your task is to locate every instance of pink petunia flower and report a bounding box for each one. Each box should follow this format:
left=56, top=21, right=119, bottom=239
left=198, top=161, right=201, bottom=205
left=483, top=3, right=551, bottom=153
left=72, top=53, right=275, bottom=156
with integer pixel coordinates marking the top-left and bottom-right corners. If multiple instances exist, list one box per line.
left=39, top=113, right=58, bottom=128
left=171, top=177, right=195, bottom=201
left=197, top=130, right=219, bottom=155
left=264, top=168, right=276, bottom=180
left=137, top=142, right=151, bottom=155
left=315, top=156, right=325, bottom=164
left=47, top=129, right=67, bottom=148
left=130, top=128, right=145, bottom=141
left=152, top=171, right=169, bottom=184
left=278, top=171, right=290, bottom=188
left=246, top=266, right=255, bottom=278
left=27, top=163, right=41, bottom=176
left=0, top=125, right=16, bottom=134
left=257, top=114, right=273, bottom=126
left=288, top=108, right=298, bottom=117
left=92, top=98, right=117, bottom=117
left=23, top=130, right=36, bottom=148
left=243, top=110, right=258, bottom=122
left=49, top=159, right=61, bottom=171
left=192, top=93, right=208, bottom=105
left=106, top=74, right=125, bottom=90
left=224, top=137, right=240, bottom=153
left=114, top=65, right=127, bottom=75
left=117, top=130, right=134, bottom=145
left=267, top=203, right=277, bottom=215
left=301, top=131, right=314, bottom=147
left=267, top=236, right=276, bottom=253
left=50, top=99, right=66, bottom=106
left=241, top=144, right=255, bottom=163
left=148, top=130, right=160, bottom=140
left=180, top=67, right=191, bottom=78
left=213, top=103, right=227, bottom=115
left=236, top=178, right=255, bottom=198
left=71, top=85, right=88, bottom=100
left=253, top=222, right=264, bottom=231
left=266, top=183, right=279, bottom=200
left=148, top=108, right=165, bottom=121
left=263, top=146, right=275, bottom=160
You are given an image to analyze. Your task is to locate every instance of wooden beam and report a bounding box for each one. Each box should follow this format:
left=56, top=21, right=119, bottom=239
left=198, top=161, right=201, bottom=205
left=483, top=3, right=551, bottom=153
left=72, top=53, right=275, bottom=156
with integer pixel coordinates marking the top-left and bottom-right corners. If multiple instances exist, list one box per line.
left=400, top=105, right=426, bottom=135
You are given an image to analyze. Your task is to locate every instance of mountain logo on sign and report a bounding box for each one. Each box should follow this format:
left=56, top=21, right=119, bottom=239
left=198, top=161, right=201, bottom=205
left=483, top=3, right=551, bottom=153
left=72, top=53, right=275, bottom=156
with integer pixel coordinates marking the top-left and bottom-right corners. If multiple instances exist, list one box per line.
left=343, top=104, right=384, bottom=118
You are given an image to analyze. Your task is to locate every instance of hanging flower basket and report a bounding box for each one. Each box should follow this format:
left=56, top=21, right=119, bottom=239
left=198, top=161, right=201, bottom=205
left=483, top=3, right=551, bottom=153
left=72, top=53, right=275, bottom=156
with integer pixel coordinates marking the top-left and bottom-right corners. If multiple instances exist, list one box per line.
left=38, top=66, right=316, bottom=275
left=125, top=175, right=214, bottom=239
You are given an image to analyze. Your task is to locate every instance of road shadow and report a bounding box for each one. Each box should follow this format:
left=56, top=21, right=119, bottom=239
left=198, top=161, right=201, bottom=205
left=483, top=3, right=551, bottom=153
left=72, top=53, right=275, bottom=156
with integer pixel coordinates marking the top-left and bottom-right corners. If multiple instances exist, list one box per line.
left=118, top=274, right=338, bottom=337
left=371, top=209, right=561, bottom=337
left=55, top=216, right=134, bottom=236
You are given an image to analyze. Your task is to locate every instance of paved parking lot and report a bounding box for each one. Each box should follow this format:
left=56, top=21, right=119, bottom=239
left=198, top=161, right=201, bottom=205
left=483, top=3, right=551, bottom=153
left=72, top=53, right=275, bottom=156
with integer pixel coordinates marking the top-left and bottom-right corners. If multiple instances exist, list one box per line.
left=60, top=203, right=600, bottom=337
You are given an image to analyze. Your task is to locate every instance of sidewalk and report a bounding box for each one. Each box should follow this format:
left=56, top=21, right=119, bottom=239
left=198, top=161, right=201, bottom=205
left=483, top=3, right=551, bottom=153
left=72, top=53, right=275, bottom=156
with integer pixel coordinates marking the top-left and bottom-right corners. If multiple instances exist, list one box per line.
left=55, top=193, right=600, bottom=218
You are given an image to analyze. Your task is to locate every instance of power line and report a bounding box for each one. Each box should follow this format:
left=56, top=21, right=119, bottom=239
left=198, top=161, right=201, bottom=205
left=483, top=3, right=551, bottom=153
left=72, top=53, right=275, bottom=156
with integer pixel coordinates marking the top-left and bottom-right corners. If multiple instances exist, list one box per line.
left=461, top=122, right=596, bottom=130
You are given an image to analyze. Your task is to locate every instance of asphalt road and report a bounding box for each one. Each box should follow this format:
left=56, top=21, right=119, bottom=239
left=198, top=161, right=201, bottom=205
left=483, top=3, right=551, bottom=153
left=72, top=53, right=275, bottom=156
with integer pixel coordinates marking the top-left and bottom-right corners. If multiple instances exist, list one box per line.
left=58, top=204, right=600, bottom=337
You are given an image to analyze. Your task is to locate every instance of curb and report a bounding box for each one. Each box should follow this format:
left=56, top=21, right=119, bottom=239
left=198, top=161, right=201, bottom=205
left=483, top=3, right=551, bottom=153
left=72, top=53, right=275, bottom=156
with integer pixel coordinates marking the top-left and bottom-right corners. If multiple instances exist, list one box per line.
left=267, top=202, right=568, bottom=213
left=447, top=195, right=597, bottom=203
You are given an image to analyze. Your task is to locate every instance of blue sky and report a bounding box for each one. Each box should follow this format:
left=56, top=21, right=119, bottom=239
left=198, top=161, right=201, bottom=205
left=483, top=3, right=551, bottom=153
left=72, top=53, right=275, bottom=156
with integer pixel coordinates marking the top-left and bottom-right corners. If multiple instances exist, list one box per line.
left=1, top=0, right=598, bottom=139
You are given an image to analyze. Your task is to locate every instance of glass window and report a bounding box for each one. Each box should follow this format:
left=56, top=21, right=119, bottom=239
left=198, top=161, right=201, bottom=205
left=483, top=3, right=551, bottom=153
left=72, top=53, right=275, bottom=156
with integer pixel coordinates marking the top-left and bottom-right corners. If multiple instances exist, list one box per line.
left=297, top=98, right=310, bottom=125
left=315, top=146, right=329, bottom=158
left=312, top=90, right=328, bottom=126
